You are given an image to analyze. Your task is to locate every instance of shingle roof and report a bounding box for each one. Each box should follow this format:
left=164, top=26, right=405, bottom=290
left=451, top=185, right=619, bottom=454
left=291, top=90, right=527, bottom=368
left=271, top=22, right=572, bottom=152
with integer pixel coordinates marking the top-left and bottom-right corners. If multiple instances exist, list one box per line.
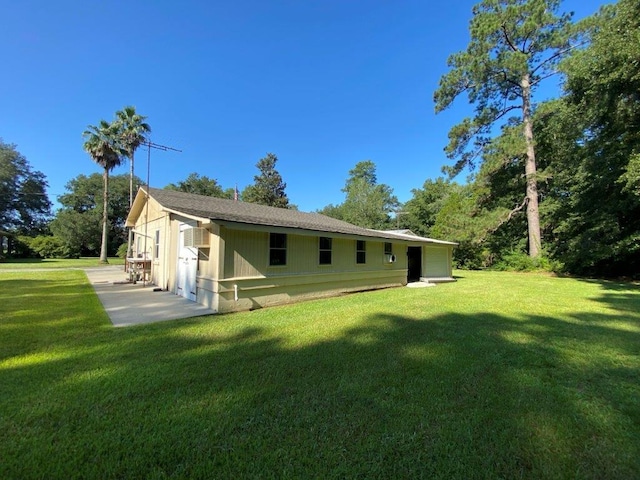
left=145, top=187, right=456, bottom=245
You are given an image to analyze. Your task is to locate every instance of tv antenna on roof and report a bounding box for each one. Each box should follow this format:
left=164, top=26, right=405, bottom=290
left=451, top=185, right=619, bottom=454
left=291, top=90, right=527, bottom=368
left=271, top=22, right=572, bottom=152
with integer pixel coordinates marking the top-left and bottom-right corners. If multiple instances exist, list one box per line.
left=142, top=140, right=182, bottom=187
left=138, top=139, right=182, bottom=287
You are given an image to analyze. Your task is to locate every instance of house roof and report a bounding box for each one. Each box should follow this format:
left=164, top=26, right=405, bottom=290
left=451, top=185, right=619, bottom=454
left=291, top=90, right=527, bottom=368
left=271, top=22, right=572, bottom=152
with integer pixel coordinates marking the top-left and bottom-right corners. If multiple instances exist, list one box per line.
left=128, top=187, right=456, bottom=245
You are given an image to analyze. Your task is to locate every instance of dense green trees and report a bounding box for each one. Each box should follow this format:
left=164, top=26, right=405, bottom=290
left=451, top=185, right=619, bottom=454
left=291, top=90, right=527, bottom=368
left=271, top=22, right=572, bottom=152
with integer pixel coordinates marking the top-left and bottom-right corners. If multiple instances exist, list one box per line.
left=403, top=178, right=458, bottom=237
left=319, top=161, right=399, bottom=230
left=421, top=0, right=640, bottom=277
left=435, top=0, right=579, bottom=258
left=50, top=174, right=138, bottom=258
left=545, top=0, right=640, bottom=276
left=0, top=141, right=51, bottom=256
left=165, top=173, right=234, bottom=198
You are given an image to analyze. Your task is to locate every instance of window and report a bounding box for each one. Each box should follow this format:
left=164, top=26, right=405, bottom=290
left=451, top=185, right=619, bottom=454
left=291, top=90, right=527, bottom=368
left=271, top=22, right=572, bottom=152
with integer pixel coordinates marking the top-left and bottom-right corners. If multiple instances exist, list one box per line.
left=356, top=240, right=366, bottom=264
left=319, top=237, right=332, bottom=265
left=384, top=242, right=393, bottom=255
left=154, top=230, right=160, bottom=259
left=269, top=233, right=287, bottom=266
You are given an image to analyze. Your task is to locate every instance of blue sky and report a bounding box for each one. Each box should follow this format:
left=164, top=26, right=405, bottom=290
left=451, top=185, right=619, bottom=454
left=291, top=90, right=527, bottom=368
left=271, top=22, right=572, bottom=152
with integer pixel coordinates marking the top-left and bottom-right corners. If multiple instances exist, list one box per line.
left=1, top=0, right=606, bottom=213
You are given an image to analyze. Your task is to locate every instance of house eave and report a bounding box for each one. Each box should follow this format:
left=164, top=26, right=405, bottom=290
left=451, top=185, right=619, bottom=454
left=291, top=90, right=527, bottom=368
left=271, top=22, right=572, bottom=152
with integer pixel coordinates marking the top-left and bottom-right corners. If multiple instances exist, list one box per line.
left=214, top=220, right=456, bottom=244
left=125, top=188, right=149, bottom=227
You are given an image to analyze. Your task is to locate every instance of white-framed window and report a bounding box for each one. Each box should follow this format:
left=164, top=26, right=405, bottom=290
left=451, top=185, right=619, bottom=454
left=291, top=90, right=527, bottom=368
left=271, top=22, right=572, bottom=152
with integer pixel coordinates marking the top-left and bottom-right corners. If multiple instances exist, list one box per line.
left=154, top=230, right=160, bottom=259
left=384, top=242, right=393, bottom=255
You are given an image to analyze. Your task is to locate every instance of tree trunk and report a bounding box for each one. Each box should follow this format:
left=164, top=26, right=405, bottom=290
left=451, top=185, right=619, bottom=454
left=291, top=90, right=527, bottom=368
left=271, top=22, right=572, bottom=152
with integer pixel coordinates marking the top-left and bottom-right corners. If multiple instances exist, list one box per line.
left=127, top=151, right=135, bottom=257
left=100, top=168, right=110, bottom=264
left=129, top=151, right=134, bottom=208
left=521, top=73, right=542, bottom=258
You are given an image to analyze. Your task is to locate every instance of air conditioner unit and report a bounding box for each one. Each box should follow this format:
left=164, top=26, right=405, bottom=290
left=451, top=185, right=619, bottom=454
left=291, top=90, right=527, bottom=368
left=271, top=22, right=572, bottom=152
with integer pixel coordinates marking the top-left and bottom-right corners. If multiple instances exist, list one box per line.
left=384, top=254, right=397, bottom=263
left=183, top=227, right=210, bottom=247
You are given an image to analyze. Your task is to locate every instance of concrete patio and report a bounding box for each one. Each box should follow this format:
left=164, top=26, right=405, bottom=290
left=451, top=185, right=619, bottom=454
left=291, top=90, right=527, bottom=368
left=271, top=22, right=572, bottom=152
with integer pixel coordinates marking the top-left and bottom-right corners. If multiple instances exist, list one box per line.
left=85, top=266, right=214, bottom=327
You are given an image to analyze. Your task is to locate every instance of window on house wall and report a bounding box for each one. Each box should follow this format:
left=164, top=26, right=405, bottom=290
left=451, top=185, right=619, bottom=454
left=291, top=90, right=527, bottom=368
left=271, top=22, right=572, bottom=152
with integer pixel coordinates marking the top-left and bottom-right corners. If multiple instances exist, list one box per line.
left=384, top=242, right=393, bottom=255
left=356, top=240, right=366, bottom=264
left=154, top=230, right=160, bottom=259
left=319, top=237, right=332, bottom=265
left=269, top=233, right=287, bottom=266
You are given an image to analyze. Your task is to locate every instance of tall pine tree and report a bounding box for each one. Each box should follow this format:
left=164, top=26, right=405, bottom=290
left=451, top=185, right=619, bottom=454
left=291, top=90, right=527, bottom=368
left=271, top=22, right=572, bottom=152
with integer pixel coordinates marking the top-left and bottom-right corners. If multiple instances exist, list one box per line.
left=242, top=153, right=291, bottom=208
left=434, top=0, right=579, bottom=258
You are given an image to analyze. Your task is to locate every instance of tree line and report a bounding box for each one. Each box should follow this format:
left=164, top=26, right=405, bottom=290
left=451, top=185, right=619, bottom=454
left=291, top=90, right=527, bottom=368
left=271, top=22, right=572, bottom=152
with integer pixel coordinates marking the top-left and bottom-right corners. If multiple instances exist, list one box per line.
left=1, top=0, right=638, bottom=278
left=422, top=0, right=640, bottom=277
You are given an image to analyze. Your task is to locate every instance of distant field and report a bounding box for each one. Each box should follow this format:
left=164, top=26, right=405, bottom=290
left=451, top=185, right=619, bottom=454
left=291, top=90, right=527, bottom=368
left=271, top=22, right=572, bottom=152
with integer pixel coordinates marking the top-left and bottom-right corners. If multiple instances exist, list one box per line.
left=1, top=269, right=638, bottom=479
left=0, top=257, right=125, bottom=269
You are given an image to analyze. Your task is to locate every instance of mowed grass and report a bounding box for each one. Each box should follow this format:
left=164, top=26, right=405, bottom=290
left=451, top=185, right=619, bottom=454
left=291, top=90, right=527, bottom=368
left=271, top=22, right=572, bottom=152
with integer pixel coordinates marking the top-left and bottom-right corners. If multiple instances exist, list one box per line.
left=1, top=270, right=639, bottom=479
left=0, top=257, right=125, bottom=269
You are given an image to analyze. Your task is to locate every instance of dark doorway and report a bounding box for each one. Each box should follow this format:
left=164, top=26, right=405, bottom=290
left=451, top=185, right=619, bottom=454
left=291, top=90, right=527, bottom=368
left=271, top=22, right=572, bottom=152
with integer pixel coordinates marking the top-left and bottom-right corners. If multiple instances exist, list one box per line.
left=407, top=246, right=422, bottom=282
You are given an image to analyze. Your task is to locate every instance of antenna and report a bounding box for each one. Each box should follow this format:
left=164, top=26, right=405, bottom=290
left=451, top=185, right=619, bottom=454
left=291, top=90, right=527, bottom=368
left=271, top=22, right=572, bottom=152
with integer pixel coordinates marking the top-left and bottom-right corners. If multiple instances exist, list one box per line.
left=394, top=210, right=407, bottom=229
left=140, top=139, right=182, bottom=287
left=142, top=140, right=182, bottom=189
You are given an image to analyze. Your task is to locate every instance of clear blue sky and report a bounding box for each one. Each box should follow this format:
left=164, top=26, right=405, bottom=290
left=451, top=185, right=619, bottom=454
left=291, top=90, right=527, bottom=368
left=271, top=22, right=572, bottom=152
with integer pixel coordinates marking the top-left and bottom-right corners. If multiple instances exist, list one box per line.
left=1, top=0, right=606, bottom=213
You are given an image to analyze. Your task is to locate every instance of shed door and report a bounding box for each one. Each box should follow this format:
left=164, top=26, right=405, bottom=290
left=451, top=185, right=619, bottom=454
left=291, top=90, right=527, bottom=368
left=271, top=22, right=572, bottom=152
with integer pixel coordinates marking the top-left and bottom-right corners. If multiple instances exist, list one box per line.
left=407, top=246, right=422, bottom=282
left=176, top=223, right=198, bottom=302
left=424, top=246, right=450, bottom=278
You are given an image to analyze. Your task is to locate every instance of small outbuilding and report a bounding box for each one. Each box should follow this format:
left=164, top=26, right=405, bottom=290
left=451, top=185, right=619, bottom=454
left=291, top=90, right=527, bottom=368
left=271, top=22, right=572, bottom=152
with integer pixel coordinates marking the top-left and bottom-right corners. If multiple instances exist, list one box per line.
left=125, top=187, right=456, bottom=314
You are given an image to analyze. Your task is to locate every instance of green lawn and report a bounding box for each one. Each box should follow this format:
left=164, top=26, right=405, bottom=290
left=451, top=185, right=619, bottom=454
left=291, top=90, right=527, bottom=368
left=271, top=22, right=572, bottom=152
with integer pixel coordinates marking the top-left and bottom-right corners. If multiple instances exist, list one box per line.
left=1, top=270, right=638, bottom=479
left=0, top=257, right=125, bottom=269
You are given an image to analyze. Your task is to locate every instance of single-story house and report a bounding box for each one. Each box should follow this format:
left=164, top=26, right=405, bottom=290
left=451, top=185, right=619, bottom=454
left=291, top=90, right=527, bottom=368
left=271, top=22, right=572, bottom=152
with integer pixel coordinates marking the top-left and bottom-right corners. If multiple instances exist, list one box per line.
left=125, top=187, right=456, bottom=314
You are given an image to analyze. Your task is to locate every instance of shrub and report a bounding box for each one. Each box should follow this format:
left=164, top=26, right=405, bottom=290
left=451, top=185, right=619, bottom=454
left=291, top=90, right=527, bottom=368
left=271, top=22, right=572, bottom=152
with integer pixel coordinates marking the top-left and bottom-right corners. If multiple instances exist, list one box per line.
left=14, top=236, right=37, bottom=258
left=28, top=235, right=71, bottom=259
left=452, top=240, right=490, bottom=270
left=492, top=250, right=561, bottom=272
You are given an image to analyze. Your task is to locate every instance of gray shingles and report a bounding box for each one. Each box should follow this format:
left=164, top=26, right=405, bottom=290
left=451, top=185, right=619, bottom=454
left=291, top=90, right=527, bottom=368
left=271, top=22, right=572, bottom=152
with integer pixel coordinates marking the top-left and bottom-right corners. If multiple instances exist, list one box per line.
left=147, top=187, right=455, bottom=244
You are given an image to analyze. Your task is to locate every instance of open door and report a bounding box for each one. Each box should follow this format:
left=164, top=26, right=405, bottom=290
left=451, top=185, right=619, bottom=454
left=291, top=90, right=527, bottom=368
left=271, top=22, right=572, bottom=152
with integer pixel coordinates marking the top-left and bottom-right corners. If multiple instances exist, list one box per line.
left=407, top=246, right=422, bottom=282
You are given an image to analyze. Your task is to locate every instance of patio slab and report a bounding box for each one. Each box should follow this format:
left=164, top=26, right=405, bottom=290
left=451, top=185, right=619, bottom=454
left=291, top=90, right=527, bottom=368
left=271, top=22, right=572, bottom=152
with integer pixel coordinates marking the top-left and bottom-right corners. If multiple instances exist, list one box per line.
left=85, top=266, right=214, bottom=327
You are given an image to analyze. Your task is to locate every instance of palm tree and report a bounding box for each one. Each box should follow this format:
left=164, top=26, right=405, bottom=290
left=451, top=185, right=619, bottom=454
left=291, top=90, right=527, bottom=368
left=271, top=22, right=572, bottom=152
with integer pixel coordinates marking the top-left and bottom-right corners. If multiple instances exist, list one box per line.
left=114, top=106, right=151, bottom=259
left=82, top=120, right=124, bottom=263
left=114, top=106, right=151, bottom=208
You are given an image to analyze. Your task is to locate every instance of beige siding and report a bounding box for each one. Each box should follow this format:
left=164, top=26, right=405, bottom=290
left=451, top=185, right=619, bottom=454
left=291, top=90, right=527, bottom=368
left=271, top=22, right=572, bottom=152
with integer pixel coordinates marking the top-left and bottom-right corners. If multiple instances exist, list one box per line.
left=423, top=245, right=453, bottom=278
left=277, top=234, right=316, bottom=273
left=130, top=197, right=172, bottom=289
left=221, top=228, right=407, bottom=278
left=208, top=228, right=409, bottom=313
left=197, top=246, right=214, bottom=278
left=217, top=269, right=407, bottom=313
left=166, top=218, right=180, bottom=293
left=224, top=229, right=267, bottom=278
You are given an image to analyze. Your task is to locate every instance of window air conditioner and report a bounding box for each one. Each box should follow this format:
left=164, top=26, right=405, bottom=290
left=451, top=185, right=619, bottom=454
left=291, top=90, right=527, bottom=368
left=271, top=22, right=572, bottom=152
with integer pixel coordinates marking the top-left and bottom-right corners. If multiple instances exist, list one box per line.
left=384, top=254, right=397, bottom=263
left=183, top=227, right=210, bottom=247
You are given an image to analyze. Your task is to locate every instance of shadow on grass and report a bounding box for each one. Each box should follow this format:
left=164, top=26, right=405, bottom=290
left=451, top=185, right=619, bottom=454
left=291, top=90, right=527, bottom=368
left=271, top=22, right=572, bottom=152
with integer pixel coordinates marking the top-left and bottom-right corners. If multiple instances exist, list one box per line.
left=576, top=277, right=640, bottom=315
left=1, top=277, right=639, bottom=479
left=0, top=257, right=44, bottom=264
left=580, top=277, right=640, bottom=292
